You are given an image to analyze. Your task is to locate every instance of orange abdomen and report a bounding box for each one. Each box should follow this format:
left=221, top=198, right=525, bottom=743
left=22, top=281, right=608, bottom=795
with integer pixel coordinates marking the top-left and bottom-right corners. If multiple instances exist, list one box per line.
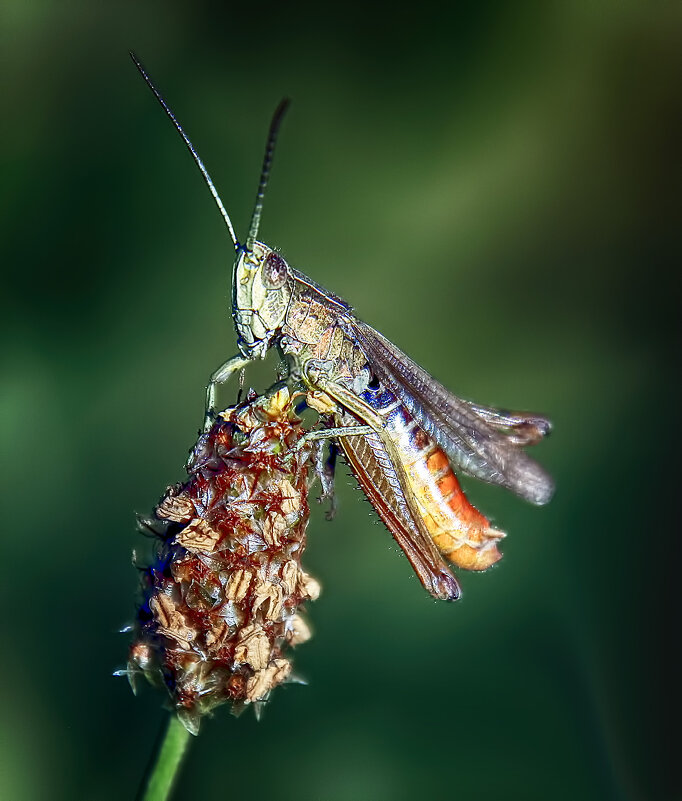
left=414, top=446, right=504, bottom=570
left=390, top=414, right=505, bottom=571
left=349, top=378, right=506, bottom=575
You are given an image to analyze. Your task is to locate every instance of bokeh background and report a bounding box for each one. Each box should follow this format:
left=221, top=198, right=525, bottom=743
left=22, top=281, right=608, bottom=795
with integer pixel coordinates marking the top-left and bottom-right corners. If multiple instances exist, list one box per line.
left=1, top=3, right=678, bottom=800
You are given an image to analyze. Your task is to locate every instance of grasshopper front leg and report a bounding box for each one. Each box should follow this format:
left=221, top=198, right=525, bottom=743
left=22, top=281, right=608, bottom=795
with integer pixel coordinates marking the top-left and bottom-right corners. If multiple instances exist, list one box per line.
left=204, top=355, right=251, bottom=430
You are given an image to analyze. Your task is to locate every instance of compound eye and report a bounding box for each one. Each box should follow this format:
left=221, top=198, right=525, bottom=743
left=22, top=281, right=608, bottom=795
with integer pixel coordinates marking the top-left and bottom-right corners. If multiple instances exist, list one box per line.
left=262, top=252, right=289, bottom=289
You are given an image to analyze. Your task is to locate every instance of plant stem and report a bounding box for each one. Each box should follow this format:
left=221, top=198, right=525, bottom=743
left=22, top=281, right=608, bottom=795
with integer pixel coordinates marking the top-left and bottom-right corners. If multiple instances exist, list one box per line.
left=138, top=713, right=192, bottom=801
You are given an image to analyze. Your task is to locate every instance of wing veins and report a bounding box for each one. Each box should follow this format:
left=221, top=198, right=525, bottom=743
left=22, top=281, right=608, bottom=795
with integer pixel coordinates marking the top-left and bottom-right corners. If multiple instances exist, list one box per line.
left=350, top=321, right=554, bottom=505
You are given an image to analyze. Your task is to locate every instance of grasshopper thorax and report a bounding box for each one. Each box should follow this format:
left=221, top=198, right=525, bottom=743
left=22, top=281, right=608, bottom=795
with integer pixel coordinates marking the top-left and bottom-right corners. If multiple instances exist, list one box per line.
left=233, top=242, right=293, bottom=359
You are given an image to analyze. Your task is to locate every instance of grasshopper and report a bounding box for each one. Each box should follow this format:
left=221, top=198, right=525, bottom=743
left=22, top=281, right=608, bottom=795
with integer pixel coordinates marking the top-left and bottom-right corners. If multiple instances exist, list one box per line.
left=132, top=54, right=554, bottom=601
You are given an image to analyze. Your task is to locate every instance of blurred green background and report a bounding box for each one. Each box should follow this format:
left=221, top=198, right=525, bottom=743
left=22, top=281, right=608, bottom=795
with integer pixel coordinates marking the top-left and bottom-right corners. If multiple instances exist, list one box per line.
left=1, top=2, right=678, bottom=800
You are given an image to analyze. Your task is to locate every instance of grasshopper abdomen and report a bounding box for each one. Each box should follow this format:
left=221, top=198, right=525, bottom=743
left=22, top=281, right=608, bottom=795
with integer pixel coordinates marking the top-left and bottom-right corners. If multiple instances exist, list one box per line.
left=352, top=378, right=506, bottom=572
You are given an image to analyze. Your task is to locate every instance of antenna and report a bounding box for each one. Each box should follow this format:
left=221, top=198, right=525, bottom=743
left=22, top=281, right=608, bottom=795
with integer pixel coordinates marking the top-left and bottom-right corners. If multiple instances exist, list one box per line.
left=244, top=98, right=290, bottom=253
left=130, top=52, right=239, bottom=250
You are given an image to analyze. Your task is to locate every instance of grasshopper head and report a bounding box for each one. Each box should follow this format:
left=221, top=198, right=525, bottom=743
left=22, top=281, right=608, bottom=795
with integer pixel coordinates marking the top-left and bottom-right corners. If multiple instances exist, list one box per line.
left=233, top=242, right=293, bottom=359
left=130, top=57, right=292, bottom=361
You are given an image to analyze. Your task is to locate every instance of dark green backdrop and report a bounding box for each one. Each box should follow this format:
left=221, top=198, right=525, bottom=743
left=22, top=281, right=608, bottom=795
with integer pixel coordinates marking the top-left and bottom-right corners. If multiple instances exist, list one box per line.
left=1, top=3, right=677, bottom=800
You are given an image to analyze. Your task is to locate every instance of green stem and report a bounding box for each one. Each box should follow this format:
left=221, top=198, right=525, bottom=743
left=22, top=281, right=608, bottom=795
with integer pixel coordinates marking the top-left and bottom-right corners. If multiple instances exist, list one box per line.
left=138, top=714, right=192, bottom=801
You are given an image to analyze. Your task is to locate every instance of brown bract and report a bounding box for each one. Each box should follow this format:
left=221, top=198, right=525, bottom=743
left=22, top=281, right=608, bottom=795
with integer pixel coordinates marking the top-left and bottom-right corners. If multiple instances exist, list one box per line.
left=128, top=387, right=320, bottom=733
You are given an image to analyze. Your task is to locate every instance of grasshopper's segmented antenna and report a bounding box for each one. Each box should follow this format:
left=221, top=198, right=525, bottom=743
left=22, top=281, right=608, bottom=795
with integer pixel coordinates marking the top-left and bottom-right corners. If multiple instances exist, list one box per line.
left=130, top=52, right=239, bottom=250
left=245, top=98, right=290, bottom=253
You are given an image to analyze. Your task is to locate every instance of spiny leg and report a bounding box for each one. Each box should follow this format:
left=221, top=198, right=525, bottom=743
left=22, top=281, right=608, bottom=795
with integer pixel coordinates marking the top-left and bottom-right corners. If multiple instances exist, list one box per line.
left=284, top=423, right=372, bottom=471
left=313, top=439, right=339, bottom=521
left=204, top=355, right=251, bottom=430
left=290, top=423, right=373, bottom=520
left=292, top=424, right=374, bottom=452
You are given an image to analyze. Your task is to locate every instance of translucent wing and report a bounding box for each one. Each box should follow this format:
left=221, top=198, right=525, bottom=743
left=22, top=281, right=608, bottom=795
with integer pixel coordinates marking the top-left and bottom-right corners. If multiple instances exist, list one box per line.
left=349, top=320, right=555, bottom=505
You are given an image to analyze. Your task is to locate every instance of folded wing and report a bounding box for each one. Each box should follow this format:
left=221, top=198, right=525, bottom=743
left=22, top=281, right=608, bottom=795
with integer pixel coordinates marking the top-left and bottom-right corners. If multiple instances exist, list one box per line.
left=349, top=320, right=555, bottom=506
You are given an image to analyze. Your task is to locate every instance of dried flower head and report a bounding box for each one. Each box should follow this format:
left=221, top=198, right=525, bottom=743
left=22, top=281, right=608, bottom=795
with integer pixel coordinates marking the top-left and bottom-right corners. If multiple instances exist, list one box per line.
left=127, top=385, right=320, bottom=733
